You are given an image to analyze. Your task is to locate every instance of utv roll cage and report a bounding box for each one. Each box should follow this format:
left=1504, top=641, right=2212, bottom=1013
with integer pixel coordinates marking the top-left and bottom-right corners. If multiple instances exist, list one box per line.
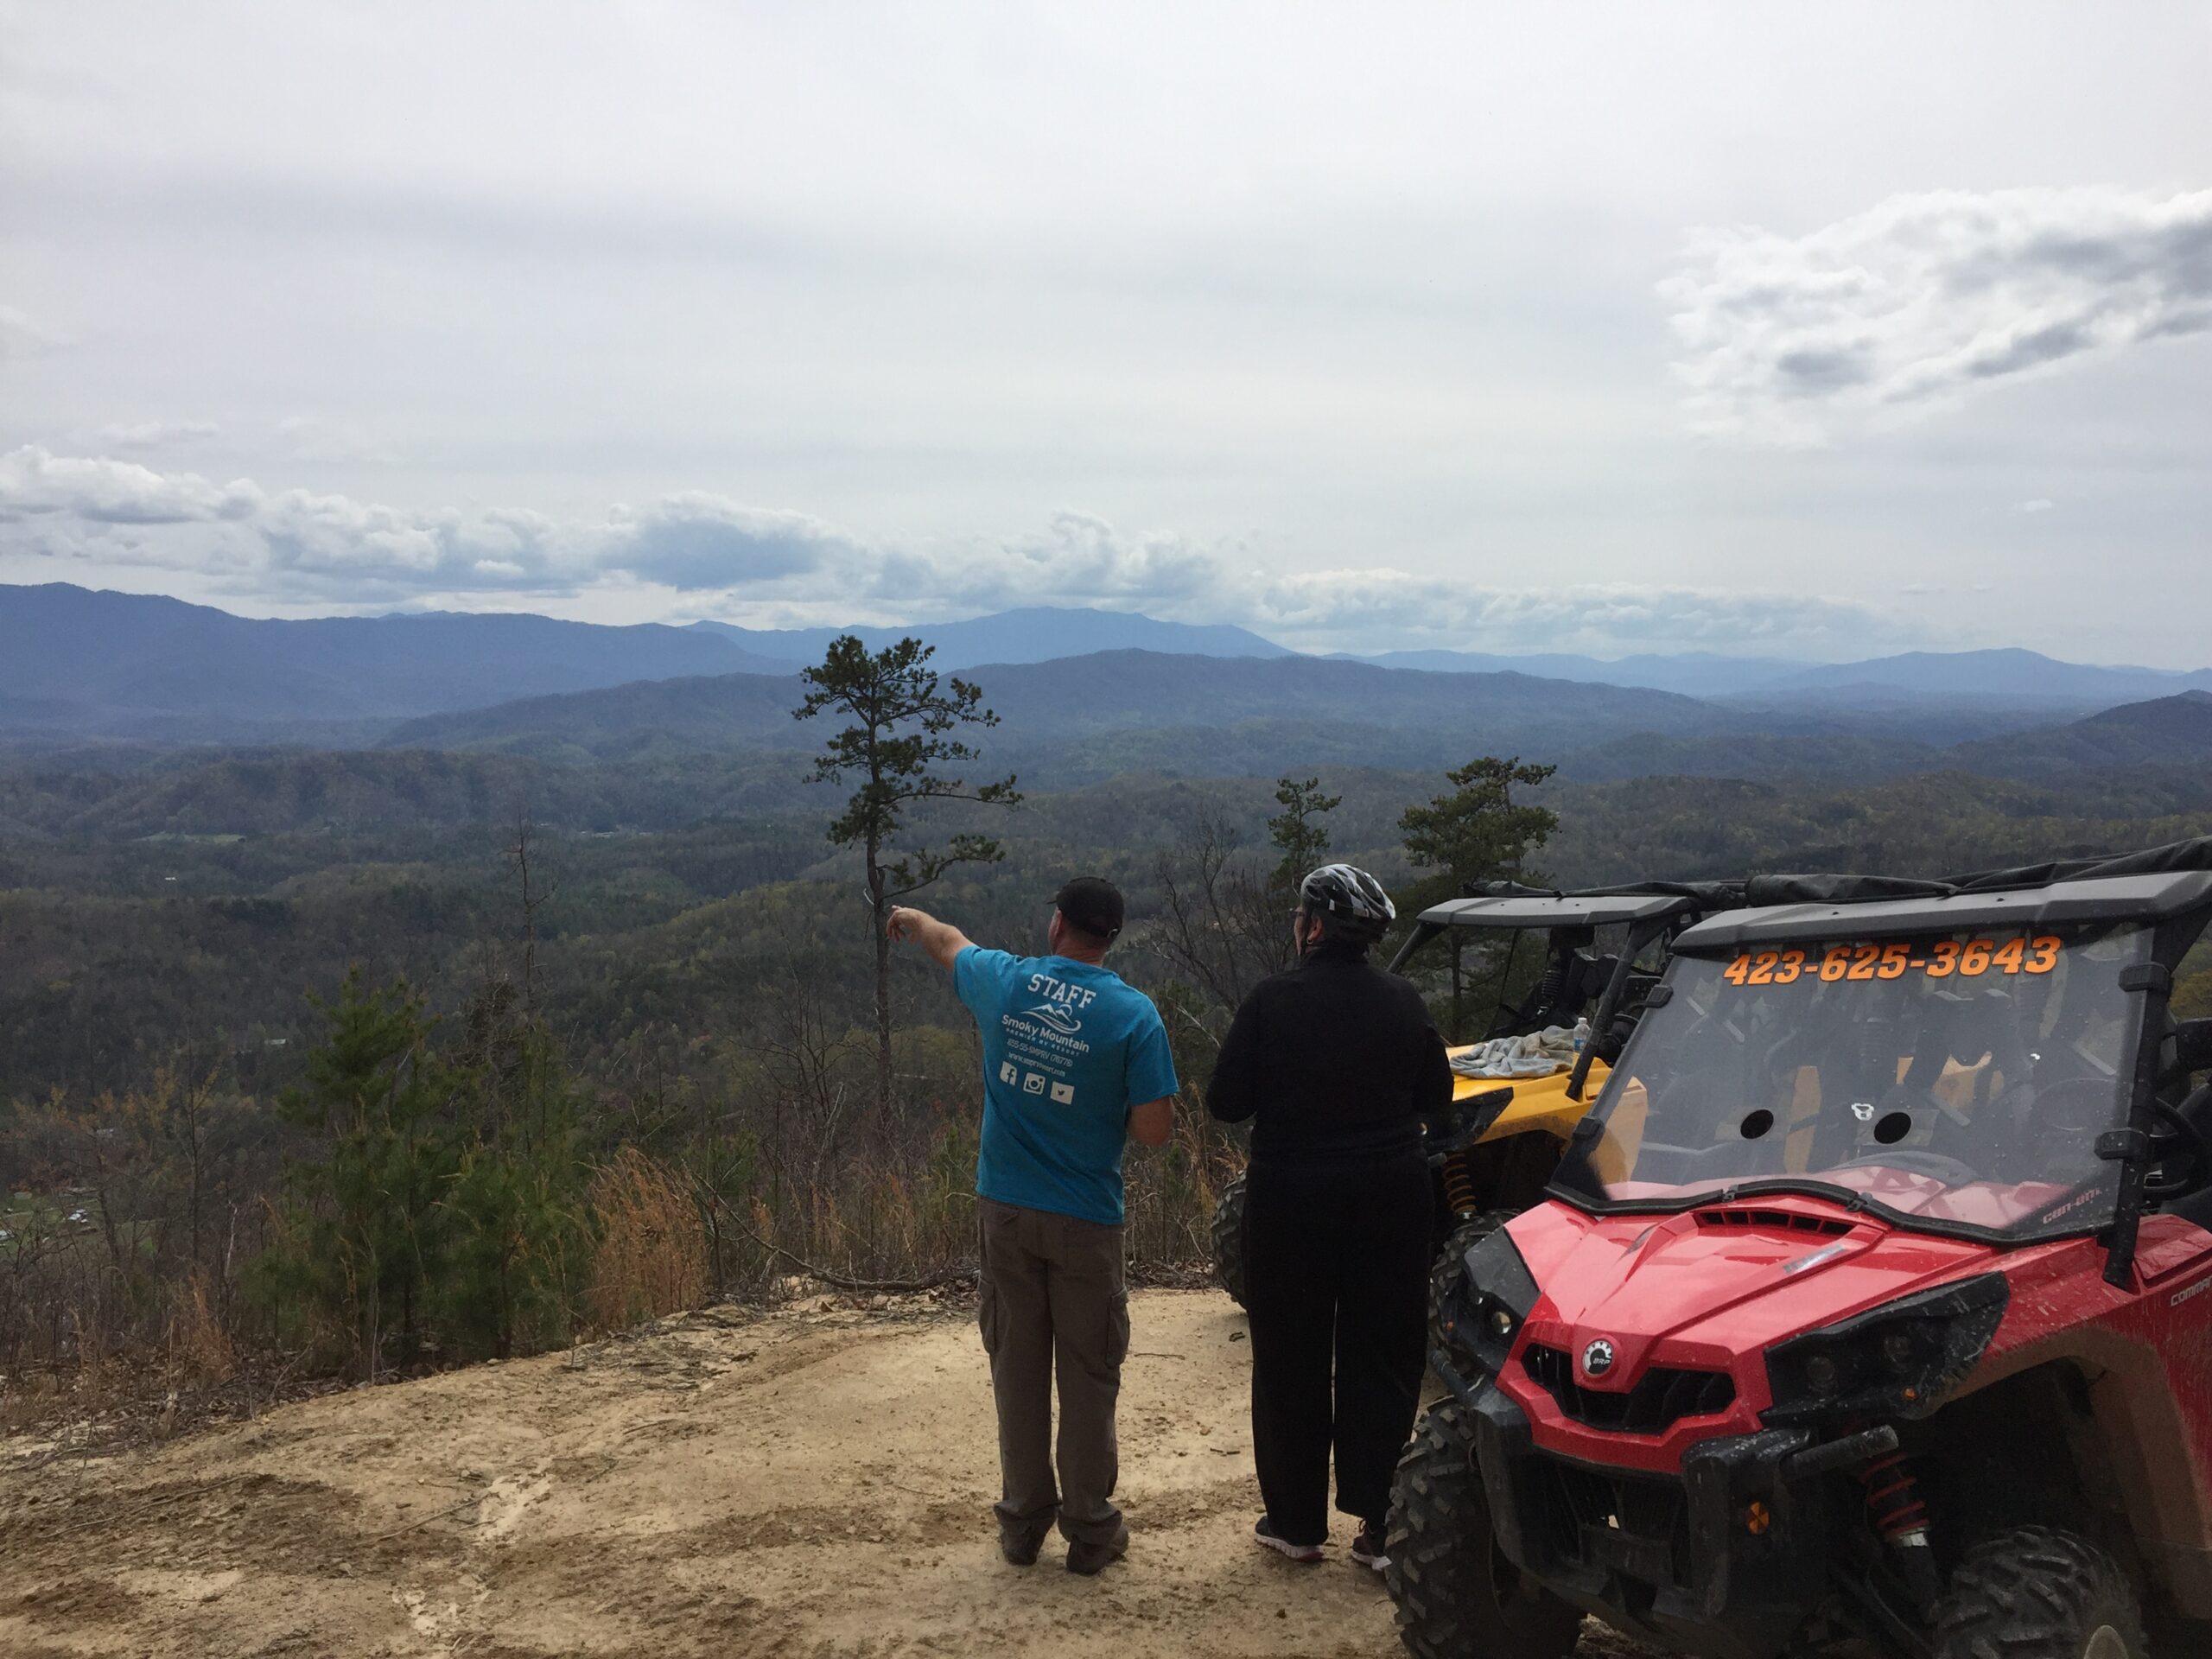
left=1388, top=881, right=1744, bottom=1102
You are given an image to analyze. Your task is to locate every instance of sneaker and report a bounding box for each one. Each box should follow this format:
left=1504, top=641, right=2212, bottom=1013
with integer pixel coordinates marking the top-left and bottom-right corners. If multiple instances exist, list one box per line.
left=1253, top=1516, right=1325, bottom=1563
left=1350, top=1523, right=1389, bottom=1573
left=1000, top=1523, right=1047, bottom=1567
left=1065, top=1523, right=1130, bottom=1576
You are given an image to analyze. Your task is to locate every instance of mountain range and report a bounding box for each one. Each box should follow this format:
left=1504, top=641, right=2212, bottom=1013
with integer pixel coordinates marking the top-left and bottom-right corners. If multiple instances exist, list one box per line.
left=1342, top=645, right=2212, bottom=706
left=378, top=650, right=1732, bottom=781
left=688, top=607, right=1288, bottom=671
left=4, top=583, right=2211, bottom=753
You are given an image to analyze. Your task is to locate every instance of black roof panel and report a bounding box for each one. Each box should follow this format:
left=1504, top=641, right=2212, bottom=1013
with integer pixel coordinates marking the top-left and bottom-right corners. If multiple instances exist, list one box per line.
left=1676, top=869, right=2212, bottom=952
left=1416, top=889, right=1720, bottom=931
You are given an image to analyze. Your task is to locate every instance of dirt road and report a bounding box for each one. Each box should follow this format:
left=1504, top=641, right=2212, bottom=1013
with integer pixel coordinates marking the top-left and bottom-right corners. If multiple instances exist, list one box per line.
left=3, top=1288, right=1647, bottom=1657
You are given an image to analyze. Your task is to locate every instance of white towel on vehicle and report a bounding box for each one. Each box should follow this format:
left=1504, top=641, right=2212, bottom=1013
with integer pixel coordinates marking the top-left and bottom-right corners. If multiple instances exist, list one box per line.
left=1449, top=1020, right=1589, bottom=1080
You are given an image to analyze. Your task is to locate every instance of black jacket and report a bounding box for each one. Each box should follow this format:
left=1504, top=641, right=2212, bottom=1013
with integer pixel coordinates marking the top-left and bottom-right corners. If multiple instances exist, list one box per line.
left=1206, top=941, right=1454, bottom=1163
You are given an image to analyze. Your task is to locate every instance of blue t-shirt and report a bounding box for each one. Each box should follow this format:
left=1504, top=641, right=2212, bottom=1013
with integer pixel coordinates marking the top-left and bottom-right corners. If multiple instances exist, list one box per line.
left=954, top=947, right=1179, bottom=1227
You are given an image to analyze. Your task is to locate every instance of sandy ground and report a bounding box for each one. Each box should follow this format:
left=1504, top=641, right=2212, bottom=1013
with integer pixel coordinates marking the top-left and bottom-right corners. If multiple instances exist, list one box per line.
left=1, top=1288, right=1649, bottom=1658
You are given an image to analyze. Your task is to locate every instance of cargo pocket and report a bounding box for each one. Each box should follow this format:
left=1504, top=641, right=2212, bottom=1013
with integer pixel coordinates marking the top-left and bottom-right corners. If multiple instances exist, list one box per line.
left=1106, top=1288, right=1130, bottom=1370
left=978, top=1275, right=1002, bottom=1357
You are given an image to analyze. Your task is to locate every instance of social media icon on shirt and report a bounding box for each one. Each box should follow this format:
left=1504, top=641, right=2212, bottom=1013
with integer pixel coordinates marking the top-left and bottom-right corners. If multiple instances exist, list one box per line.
left=1022, top=1071, right=1048, bottom=1095
left=999, top=1061, right=1019, bottom=1085
left=1050, top=1082, right=1075, bottom=1104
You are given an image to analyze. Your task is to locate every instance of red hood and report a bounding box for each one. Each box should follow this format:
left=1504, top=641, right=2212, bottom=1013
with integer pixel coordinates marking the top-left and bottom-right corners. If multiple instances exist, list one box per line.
left=1497, top=1197, right=2001, bottom=1471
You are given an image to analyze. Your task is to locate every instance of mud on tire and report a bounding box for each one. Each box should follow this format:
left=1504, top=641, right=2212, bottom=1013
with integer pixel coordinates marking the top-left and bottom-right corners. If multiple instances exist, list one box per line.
left=1931, top=1526, right=2146, bottom=1659
left=1384, top=1401, right=1581, bottom=1659
left=1427, top=1209, right=1517, bottom=1342
left=1211, top=1171, right=1249, bottom=1307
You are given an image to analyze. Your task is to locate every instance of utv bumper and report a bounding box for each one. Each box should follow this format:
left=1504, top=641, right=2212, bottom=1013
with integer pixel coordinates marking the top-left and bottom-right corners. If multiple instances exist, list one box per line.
left=1463, top=1377, right=1824, bottom=1659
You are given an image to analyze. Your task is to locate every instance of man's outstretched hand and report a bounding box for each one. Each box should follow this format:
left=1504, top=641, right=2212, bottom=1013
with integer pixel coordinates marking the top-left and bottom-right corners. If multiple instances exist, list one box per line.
left=887, top=906, right=972, bottom=969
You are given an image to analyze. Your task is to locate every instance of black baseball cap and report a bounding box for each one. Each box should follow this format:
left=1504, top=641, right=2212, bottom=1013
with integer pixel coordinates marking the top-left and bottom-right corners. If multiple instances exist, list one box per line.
left=1053, top=875, right=1124, bottom=942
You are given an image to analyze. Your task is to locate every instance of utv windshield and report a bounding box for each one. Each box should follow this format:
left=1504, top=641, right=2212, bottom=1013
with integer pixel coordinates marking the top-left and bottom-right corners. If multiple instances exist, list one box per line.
left=1551, top=923, right=2152, bottom=1240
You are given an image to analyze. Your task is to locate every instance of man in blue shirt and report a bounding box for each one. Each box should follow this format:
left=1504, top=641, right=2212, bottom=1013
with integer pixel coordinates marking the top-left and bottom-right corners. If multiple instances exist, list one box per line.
left=887, top=876, right=1177, bottom=1576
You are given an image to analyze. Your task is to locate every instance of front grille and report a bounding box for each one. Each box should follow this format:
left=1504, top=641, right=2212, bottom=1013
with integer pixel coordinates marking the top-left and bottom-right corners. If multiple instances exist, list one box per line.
left=1522, top=1344, right=1736, bottom=1434
left=1525, top=1455, right=1690, bottom=1587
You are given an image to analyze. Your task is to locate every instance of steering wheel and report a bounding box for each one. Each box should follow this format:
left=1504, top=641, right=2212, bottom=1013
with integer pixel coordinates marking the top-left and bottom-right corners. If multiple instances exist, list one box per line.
left=2144, top=1086, right=2212, bottom=1200
left=1835, top=1147, right=1982, bottom=1185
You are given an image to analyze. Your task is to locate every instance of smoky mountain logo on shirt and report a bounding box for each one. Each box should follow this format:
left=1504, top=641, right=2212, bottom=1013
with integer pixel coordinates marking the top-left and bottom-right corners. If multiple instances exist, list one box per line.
left=1024, top=1001, right=1085, bottom=1037
left=1001, top=970, right=1099, bottom=1059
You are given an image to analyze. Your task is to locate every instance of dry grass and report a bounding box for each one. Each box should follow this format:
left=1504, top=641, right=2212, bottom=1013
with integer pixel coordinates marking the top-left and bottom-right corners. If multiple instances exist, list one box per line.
left=166, top=1268, right=234, bottom=1385
left=587, top=1147, right=710, bottom=1332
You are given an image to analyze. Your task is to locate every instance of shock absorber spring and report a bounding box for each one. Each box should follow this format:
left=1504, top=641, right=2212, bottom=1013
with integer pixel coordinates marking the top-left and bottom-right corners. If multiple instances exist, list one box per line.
left=1859, top=1450, right=1942, bottom=1615
left=1857, top=1451, right=1929, bottom=1542
left=1440, top=1150, right=1478, bottom=1217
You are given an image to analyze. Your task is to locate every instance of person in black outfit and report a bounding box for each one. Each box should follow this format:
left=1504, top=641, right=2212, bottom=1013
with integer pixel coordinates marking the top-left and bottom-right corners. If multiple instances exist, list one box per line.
left=1207, top=863, right=1454, bottom=1570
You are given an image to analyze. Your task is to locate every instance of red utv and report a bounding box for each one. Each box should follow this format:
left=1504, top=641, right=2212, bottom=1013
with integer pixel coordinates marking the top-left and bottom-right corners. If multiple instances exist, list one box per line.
left=1392, top=840, right=2212, bottom=1659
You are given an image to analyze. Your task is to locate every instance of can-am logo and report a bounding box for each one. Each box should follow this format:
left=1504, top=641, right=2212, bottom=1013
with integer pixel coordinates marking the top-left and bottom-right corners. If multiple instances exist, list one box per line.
left=1581, top=1338, right=1617, bottom=1376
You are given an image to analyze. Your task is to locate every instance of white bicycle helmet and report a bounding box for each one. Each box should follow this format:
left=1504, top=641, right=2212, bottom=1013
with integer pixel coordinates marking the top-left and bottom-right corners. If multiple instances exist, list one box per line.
left=1298, top=863, right=1396, bottom=937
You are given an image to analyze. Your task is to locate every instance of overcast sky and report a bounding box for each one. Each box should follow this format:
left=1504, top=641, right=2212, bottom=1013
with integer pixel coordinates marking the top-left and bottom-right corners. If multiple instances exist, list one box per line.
left=3, top=3, right=2209, bottom=664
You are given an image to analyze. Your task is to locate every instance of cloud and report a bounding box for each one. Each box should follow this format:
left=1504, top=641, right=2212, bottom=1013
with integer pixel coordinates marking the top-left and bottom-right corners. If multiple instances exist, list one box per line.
left=0, top=445, right=261, bottom=524
left=255, top=492, right=571, bottom=594
left=0, top=444, right=1913, bottom=657
left=887, top=512, right=1223, bottom=614
left=0, top=305, right=66, bottom=360
left=93, top=420, right=222, bottom=449
left=1663, top=188, right=2212, bottom=444
left=1239, top=570, right=1900, bottom=657
left=2017, top=498, right=2056, bottom=513
left=603, top=494, right=850, bottom=590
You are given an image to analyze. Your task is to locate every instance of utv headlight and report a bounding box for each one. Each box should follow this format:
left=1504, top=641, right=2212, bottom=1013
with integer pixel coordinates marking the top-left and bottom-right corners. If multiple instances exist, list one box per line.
left=1764, top=1274, right=2008, bottom=1427
left=1438, top=1220, right=1539, bottom=1377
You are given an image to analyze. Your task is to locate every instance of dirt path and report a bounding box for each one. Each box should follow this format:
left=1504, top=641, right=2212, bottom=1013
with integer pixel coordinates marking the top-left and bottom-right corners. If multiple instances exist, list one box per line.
left=2, top=1289, right=1648, bottom=1657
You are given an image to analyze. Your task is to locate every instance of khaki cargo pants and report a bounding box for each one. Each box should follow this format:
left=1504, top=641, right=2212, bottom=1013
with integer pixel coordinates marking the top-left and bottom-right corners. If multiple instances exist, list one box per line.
left=976, top=1197, right=1131, bottom=1548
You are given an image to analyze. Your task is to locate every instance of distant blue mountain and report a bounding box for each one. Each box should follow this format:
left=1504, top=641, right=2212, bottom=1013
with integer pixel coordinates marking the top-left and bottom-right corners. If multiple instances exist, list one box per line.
left=0, top=582, right=790, bottom=731
left=1338, top=649, right=1799, bottom=699
left=1759, top=648, right=2212, bottom=705
left=690, top=606, right=1292, bottom=671
left=7, top=583, right=2211, bottom=749
left=1343, top=645, right=2212, bottom=707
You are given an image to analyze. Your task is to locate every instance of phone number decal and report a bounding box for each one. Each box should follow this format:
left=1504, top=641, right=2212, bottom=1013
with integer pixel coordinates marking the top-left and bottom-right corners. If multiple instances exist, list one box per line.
left=1720, top=935, right=2062, bottom=988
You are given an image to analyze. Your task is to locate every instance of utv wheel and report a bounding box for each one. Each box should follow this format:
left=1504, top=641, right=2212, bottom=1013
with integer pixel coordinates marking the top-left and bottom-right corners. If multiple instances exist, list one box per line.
left=1385, top=1401, right=1581, bottom=1659
left=1931, top=1527, right=2146, bottom=1659
left=1427, top=1209, right=1518, bottom=1340
left=1211, top=1171, right=1249, bottom=1307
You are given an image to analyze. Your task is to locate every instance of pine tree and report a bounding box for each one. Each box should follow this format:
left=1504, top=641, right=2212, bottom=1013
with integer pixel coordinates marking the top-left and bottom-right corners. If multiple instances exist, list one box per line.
left=1398, top=756, right=1560, bottom=908
left=793, top=636, right=1020, bottom=1113
left=1267, top=775, right=1342, bottom=893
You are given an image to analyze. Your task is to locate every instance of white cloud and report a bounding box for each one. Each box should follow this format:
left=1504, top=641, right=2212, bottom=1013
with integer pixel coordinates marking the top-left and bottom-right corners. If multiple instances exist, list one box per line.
left=0, top=305, right=66, bottom=360
left=0, top=445, right=1911, bottom=657
left=1664, top=188, right=2212, bottom=445
left=92, top=420, right=222, bottom=449
left=2017, top=498, right=2056, bottom=513
left=603, top=494, right=852, bottom=590
left=1240, top=569, right=1900, bottom=657
left=887, top=512, right=1223, bottom=614
left=0, top=445, right=260, bottom=524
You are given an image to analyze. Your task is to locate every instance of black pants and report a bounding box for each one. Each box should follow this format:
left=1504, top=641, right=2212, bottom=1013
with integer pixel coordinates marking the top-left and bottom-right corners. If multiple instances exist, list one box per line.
left=1243, top=1149, right=1432, bottom=1545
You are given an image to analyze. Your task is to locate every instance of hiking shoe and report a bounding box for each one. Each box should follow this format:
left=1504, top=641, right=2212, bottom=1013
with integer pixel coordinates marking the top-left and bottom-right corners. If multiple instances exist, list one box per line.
left=1351, top=1523, right=1389, bottom=1572
left=1000, top=1524, right=1048, bottom=1567
left=1065, top=1523, right=1130, bottom=1576
left=1253, top=1516, right=1325, bottom=1563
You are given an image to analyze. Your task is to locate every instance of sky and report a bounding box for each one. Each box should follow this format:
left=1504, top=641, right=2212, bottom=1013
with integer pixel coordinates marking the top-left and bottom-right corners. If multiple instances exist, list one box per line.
left=2, top=2, right=2209, bottom=664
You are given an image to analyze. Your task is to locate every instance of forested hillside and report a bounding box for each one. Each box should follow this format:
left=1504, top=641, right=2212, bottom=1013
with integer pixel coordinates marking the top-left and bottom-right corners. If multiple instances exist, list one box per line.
left=6, top=616, right=2211, bottom=1451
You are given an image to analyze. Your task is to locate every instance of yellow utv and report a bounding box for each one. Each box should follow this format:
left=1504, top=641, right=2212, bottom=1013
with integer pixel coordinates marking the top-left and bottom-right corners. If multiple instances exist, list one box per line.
left=1210, top=882, right=1741, bottom=1309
